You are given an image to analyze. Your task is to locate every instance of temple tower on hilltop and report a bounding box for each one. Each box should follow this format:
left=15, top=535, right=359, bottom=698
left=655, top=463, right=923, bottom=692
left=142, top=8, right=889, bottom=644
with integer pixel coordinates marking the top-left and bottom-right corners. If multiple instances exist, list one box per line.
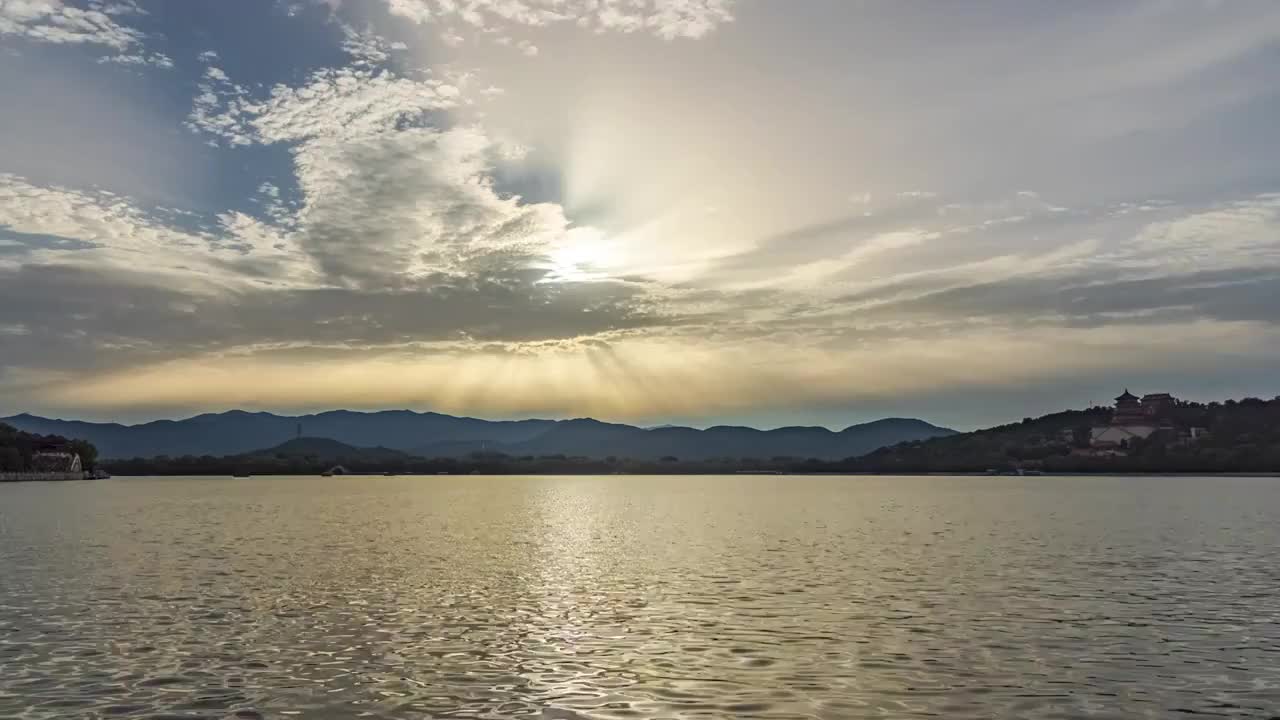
left=1111, top=389, right=1145, bottom=425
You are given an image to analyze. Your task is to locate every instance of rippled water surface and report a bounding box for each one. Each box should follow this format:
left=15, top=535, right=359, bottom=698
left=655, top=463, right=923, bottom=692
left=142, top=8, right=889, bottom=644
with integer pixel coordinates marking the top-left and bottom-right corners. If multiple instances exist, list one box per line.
left=2, top=475, right=1280, bottom=719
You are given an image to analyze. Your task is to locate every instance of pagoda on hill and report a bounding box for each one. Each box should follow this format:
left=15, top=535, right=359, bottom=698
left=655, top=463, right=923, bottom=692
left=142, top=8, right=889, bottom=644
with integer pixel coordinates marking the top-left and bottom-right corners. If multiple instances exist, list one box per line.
left=1089, top=389, right=1176, bottom=452
left=1111, top=389, right=1146, bottom=425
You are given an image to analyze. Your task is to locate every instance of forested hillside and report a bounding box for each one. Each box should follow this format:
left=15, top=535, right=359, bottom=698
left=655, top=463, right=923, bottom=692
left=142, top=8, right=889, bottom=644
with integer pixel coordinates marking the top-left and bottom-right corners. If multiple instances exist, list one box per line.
left=829, top=397, right=1280, bottom=473
left=0, top=423, right=98, bottom=472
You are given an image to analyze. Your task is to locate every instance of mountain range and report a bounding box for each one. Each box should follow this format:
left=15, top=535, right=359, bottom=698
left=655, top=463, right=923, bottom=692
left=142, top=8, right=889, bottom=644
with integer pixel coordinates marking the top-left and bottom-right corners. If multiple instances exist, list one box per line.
left=1, top=410, right=956, bottom=461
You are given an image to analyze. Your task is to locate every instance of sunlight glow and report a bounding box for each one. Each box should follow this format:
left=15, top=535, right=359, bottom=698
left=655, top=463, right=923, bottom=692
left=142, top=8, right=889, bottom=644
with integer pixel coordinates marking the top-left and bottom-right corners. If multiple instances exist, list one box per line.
left=546, top=227, right=617, bottom=281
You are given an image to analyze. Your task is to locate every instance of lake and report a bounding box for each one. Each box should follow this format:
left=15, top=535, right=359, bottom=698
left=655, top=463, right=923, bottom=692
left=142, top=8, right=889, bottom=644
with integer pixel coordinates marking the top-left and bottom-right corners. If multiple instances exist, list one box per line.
left=1, top=475, right=1278, bottom=719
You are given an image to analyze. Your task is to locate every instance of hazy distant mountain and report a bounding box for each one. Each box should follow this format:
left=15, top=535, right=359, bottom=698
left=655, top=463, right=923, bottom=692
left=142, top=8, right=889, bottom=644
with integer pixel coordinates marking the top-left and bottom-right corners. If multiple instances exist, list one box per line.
left=431, top=417, right=958, bottom=461
left=1, top=411, right=554, bottom=459
left=3, top=411, right=956, bottom=461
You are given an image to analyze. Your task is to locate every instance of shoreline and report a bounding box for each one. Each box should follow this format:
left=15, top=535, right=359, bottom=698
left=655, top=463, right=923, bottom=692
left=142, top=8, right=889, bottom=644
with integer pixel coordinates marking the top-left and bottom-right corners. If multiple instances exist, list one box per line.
left=70, top=470, right=1280, bottom=479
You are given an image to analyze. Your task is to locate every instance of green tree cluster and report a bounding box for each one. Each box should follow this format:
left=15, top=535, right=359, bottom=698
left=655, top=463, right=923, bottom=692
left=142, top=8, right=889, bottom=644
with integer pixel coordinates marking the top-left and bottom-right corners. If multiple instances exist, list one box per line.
left=0, top=422, right=99, bottom=473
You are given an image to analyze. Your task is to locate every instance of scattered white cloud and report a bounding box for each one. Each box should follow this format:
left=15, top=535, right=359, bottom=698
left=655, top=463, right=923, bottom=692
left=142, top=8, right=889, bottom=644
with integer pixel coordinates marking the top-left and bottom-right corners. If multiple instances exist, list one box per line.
left=252, top=182, right=293, bottom=225
left=96, top=50, right=173, bottom=69
left=0, top=0, right=145, bottom=50
left=0, top=173, right=314, bottom=288
left=1123, top=195, right=1280, bottom=273
left=385, top=0, right=431, bottom=24
left=595, top=3, right=644, bottom=34
left=192, top=65, right=462, bottom=148
left=187, top=65, right=254, bottom=146
left=340, top=23, right=404, bottom=66
left=379, top=0, right=734, bottom=40
left=644, top=0, right=734, bottom=39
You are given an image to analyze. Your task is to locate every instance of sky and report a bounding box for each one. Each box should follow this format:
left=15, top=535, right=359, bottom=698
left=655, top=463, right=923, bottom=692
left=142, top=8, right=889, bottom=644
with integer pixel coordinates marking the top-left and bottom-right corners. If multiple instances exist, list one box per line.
left=1, top=0, right=1279, bottom=430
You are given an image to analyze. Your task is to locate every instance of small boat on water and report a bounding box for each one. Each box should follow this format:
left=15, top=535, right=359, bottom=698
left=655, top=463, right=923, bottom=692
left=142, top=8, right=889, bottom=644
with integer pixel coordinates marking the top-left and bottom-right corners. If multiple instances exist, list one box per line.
left=86, top=468, right=112, bottom=480
left=232, top=472, right=252, bottom=478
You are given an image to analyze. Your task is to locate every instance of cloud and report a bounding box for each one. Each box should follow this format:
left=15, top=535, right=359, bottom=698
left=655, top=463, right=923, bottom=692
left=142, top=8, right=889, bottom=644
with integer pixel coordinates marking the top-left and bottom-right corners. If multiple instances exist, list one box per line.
left=705, top=191, right=1073, bottom=290
left=0, top=47, right=665, bottom=383
left=801, top=195, right=1280, bottom=332
left=96, top=49, right=173, bottom=68
left=741, top=229, right=939, bottom=292
left=0, top=260, right=663, bottom=377
left=188, top=60, right=565, bottom=283
left=17, top=313, right=1280, bottom=423
left=644, top=0, right=734, bottom=39
left=859, top=267, right=1280, bottom=330
left=0, top=173, right=315, bottom=288
left=1, top=159, right=662, bottom=380
left=339, top=22, right=405, bottom=66
left=191, top=65, right=460, bottom=147
left=379, top=0, right=734, bottom=40
left=1123, top=195, right=1280, bottom=273
left=5, top=0, right=1280, bottom=425
left=183, top=47, right=668, bottom=296
left=0, top=0, right=146, bottom=50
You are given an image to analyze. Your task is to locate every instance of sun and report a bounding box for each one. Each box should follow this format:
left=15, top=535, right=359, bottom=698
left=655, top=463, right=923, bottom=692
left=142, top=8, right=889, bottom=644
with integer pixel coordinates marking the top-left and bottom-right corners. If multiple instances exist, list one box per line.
left=547, top=227, right=618, bottom=281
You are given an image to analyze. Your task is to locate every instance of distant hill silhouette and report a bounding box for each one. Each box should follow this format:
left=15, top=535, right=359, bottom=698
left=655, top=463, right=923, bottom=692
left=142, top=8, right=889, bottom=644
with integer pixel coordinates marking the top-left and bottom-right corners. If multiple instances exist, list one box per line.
left=2, top=410, right=956, bottom=461
left=2, top=410, right=554, bottom=459
left=248, top=437, right=408, bottom=463
left=418, top=417, right=955, bottom=461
